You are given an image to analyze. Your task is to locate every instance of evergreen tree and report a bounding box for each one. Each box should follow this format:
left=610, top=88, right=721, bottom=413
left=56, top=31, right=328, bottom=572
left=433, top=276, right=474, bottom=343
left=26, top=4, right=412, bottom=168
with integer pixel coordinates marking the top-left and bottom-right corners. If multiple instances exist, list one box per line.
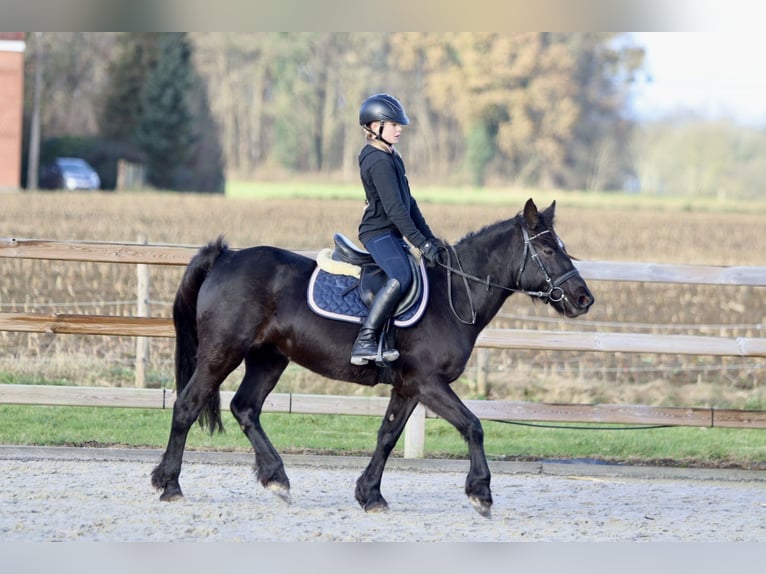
left=176, top=75, right=226, bottom=193
left=98, top=33, right=160, bottom=141
left=135, top=33, right=198, bottom=190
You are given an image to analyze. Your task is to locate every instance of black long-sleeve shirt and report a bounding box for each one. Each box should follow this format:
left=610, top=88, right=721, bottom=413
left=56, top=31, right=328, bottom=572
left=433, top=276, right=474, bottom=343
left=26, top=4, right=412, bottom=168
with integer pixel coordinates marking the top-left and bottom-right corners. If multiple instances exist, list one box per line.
left=357, top=144, right=434, bottom=248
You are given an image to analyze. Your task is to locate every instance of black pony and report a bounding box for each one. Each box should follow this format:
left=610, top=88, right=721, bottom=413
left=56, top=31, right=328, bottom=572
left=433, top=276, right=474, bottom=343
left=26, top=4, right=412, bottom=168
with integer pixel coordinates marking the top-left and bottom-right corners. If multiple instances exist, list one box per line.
left=152, top=198, right=594, bottom=517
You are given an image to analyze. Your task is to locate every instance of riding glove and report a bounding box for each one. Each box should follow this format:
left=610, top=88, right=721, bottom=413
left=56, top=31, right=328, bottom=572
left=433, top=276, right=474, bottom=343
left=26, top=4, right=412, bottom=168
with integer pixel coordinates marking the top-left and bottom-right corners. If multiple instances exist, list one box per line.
left=420, top=238, right=445, bottom=265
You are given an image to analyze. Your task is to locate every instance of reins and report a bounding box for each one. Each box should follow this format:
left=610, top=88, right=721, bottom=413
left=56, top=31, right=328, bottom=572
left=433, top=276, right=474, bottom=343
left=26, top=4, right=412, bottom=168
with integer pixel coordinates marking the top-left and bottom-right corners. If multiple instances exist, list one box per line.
left=435, top=226, right=582, bottom=325
left=440, top=243, right=478, bottom=325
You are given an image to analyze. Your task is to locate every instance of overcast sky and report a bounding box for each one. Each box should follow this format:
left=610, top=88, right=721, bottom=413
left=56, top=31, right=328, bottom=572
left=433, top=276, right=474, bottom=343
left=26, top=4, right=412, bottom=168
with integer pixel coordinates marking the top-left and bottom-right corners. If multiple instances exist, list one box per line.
left=628, top=32, right=766, bottom=126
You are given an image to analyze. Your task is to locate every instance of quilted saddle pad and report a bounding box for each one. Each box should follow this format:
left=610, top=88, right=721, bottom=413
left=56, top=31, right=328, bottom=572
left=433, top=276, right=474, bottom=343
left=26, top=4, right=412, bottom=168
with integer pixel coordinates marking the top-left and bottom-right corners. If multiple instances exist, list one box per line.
left=307, top=253, right=428, bottom=328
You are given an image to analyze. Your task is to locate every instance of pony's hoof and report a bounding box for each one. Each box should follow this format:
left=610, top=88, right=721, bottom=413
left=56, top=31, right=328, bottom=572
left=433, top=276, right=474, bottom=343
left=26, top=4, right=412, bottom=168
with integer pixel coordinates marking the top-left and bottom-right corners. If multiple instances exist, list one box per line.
left=469, top=495, right=492, bottom=518
left=159, top=491, right=185, bottom=502
left=266, top=481, right=291, bottom=504
left=363, top=500, right=389, bottom=513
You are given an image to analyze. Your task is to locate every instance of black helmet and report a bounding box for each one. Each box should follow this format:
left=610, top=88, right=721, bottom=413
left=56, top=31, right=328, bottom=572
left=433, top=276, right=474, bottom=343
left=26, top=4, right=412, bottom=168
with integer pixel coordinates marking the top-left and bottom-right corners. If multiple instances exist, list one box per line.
left=359, top=93, right=410, bottom=127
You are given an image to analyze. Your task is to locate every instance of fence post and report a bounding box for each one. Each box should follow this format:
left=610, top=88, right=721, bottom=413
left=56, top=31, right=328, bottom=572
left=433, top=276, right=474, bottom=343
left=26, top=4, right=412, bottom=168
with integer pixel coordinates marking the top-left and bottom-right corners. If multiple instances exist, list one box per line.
left=475, top=348, right=489, bottom=397
left=135, top=234, right=150, bottom=388
left=117, top=159, right=147, bottom=190
left=404, top=403, right=426, bottom=458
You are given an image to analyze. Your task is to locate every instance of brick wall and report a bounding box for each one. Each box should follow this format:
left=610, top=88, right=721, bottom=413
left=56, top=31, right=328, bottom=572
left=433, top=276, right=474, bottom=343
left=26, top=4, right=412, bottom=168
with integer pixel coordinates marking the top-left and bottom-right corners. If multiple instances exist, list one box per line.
left=0, top=33, right=25, bottom=190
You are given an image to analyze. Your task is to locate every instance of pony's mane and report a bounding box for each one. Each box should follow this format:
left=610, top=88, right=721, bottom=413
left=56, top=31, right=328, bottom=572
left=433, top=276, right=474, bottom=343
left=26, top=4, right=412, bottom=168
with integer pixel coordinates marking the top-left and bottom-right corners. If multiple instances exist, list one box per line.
left=454, top=204, right=556, bottom=249
left=454, top=214, right=522, bottom=248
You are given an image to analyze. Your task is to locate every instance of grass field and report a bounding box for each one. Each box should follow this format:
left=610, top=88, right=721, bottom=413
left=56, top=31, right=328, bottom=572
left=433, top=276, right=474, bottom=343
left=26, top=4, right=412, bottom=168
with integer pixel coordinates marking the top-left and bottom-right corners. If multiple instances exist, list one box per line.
left=2, top=404, right=764, bottom=468
left=226, top=180, right=766, bottom=214
left=1, top=186, right=765, bottom=463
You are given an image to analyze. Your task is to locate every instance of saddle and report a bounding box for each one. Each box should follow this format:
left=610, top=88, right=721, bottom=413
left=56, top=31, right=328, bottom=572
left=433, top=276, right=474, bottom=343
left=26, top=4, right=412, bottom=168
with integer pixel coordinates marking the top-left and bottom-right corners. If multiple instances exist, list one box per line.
left=307, top=233, right=429, bottom=327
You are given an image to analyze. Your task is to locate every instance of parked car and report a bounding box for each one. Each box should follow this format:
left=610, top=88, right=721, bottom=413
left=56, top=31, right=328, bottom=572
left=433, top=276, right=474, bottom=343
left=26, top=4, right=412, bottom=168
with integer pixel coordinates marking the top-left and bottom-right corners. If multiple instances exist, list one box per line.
left=40, top=157, right=101, bottom=190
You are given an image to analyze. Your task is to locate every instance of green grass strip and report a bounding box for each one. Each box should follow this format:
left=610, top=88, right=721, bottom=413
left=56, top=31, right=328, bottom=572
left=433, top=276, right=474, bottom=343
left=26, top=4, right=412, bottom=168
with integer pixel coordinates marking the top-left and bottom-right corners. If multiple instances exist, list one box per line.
left=1, top=405, right=764, bottom=468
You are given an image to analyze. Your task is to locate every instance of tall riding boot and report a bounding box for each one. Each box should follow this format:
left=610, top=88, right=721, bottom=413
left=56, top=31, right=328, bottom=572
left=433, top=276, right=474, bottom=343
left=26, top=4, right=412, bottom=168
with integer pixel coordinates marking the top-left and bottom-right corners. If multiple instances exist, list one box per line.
left=350, top=278, right=402, bottom=365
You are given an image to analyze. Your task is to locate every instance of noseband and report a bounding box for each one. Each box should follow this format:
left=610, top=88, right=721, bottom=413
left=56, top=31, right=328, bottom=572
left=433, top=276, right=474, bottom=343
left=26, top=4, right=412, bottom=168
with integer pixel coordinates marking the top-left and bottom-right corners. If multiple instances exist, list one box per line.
left=438, top=225, right=582, bottom=324
left=517, top=227, right=581, bottom=304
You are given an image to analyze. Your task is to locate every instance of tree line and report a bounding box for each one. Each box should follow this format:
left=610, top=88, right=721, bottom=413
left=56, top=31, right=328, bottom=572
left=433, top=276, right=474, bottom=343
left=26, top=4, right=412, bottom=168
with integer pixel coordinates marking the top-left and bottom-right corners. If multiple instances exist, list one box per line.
left=20, top=32, right=766, bottom=198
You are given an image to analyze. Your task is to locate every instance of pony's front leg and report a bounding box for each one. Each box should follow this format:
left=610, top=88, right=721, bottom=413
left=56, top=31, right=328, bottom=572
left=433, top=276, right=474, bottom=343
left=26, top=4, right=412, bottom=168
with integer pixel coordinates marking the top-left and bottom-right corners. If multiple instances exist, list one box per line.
left=356, top=389, right=419, bottom=512
left=418, top=380, right=492, bottom=517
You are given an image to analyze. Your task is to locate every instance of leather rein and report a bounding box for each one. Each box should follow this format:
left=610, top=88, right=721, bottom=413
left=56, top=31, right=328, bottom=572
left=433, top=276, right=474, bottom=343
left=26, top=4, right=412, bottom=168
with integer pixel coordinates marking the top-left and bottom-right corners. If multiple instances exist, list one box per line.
left=435, top=227, right=582, bottom=325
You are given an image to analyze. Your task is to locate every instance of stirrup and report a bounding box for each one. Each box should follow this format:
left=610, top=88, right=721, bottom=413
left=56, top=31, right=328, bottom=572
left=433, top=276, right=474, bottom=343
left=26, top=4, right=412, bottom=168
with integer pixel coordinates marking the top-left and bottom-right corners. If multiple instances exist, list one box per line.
left=375, top=336, right=399, bottom=365
left=350, top=340, right=399, bottom=366
left=350, top=349, right=398, bottom=366
left=350, top=352, right=374, bottom=366
left=374, top=349, right=399, bottom=367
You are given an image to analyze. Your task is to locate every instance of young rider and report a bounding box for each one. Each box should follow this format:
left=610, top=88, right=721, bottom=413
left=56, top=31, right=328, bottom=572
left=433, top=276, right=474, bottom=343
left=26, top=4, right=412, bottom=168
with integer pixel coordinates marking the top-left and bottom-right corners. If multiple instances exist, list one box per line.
left=350, top=93, right=444, bottom=366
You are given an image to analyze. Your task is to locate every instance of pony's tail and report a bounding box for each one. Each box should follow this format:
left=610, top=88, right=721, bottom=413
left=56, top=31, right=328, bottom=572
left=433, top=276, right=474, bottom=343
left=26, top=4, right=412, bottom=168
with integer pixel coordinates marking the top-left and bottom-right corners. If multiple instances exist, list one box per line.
left=173, top=235, right=228, bottom=434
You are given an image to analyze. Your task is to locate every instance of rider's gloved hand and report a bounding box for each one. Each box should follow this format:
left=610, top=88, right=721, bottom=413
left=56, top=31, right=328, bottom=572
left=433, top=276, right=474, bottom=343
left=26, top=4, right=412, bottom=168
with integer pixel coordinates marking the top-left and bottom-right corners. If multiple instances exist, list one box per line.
left=420, top=238, right=446, bottom=265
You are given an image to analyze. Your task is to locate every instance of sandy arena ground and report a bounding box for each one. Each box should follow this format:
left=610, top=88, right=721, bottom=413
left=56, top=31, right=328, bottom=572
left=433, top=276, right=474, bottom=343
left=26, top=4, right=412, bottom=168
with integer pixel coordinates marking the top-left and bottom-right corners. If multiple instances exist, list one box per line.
left=1, top=445, right=765, bottom=542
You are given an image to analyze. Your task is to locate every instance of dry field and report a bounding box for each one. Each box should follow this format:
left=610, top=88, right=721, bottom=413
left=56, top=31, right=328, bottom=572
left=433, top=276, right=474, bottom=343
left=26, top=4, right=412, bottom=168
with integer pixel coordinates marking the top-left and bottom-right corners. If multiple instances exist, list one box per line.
left=1, top=190, right=765, bottom=409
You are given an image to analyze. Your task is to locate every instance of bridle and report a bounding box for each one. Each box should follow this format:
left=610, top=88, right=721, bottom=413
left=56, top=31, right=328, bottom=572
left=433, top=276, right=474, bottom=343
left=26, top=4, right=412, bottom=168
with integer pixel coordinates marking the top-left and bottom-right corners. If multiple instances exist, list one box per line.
left=517, top=227, right=581, bottom=304
left=436, top=226, right=582, bottom=325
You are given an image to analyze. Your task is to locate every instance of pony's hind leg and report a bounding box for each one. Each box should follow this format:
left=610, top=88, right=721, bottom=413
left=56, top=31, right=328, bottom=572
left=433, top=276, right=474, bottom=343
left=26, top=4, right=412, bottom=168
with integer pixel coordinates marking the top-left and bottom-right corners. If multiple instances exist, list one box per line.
left=152, top=370, right=220, bottom=500
left=230, top=345, right=291, bottom=502
left=152, top=352, right=242, bottom=501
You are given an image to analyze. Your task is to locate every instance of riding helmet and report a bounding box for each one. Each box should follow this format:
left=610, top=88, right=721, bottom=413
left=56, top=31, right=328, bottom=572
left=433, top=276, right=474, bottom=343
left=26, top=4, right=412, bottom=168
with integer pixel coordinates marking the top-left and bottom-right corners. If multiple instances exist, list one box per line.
left=359, top=93, right=410, bottom=127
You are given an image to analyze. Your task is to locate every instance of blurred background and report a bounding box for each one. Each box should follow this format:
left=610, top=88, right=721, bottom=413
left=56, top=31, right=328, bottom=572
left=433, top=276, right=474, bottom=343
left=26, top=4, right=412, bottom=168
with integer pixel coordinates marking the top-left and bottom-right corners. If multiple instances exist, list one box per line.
left=3, top=32, right=765, bottom=200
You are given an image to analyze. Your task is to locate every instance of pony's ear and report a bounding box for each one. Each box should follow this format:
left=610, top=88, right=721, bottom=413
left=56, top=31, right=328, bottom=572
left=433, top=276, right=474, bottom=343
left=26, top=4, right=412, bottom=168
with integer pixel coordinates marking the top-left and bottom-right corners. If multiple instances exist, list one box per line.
left=523, top=198, right=539, bottom=228
left=540, top=200, right=557, bottom=226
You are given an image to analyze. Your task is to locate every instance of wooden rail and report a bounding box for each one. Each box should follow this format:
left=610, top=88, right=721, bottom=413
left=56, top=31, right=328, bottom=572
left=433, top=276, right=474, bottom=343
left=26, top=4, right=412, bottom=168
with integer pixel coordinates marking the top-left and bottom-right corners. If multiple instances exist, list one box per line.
left=0, top=237, right=315, bottom=266
left=0, top=237, right=198, bottom=265
left=0, top=313, right=173, bottom=337
left=477, top=329, right=766, bottom=357
left=1, top=237, right=766, bottom=457
left=576, top=260, right=766, bottom=286
left=1, top=314, right=764, bottom=358
left=4, top=236, right=766, bottom=285
left=3, top=385, right=765, bottom=429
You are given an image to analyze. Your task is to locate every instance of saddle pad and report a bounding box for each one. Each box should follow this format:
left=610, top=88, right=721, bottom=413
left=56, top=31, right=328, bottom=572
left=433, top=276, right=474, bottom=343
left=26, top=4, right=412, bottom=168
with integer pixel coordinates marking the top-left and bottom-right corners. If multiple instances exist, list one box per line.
left=307, top=263, right=428, bottom=328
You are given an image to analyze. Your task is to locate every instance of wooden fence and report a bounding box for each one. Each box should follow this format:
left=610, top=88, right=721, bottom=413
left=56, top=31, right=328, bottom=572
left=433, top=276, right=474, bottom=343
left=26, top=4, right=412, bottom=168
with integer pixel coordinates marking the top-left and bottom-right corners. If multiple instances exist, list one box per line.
left=2, top=236, right=766, bottom=458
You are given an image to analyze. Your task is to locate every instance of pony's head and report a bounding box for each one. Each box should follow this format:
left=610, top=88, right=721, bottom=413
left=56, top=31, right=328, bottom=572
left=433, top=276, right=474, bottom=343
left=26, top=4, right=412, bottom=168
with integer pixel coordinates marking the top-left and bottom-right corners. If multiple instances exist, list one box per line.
left=517, top=198, right=594, bottom=318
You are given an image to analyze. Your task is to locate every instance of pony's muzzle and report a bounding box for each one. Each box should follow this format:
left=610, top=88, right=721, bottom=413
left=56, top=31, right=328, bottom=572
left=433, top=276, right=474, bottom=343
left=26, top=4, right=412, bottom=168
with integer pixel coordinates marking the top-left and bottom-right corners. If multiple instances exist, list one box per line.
left=572, top=287, right=595, bottom=315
